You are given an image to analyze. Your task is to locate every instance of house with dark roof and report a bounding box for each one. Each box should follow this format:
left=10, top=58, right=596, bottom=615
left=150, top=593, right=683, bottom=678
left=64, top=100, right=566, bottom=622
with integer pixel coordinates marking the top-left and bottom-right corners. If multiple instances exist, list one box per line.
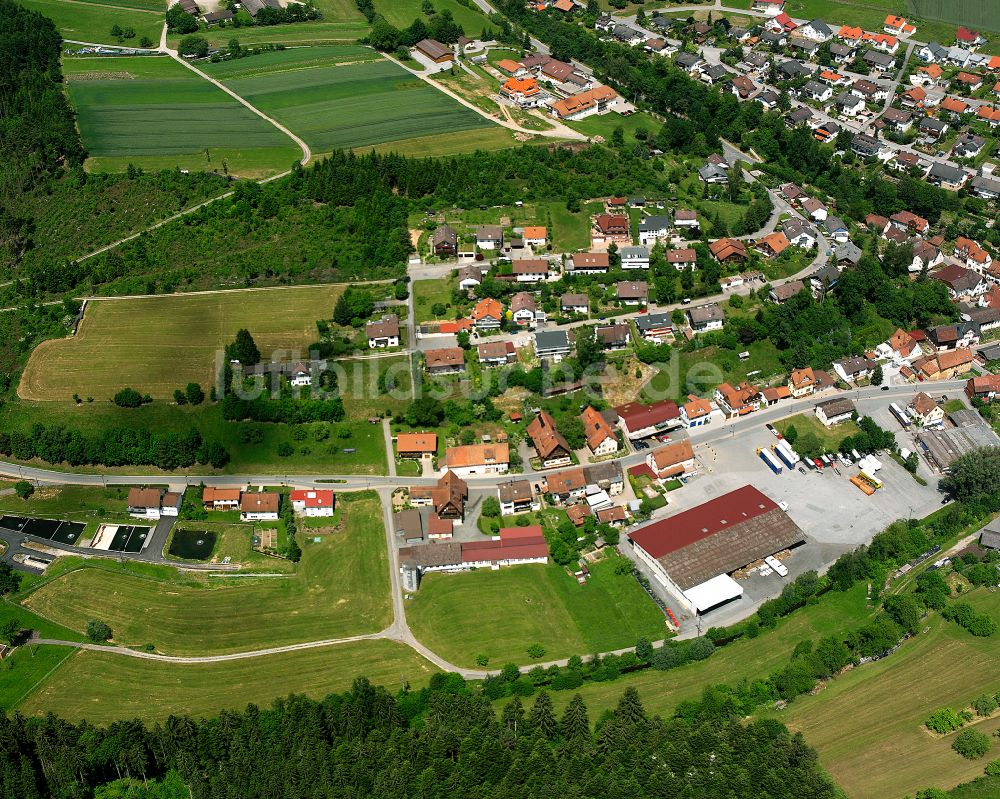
left=431, top=223, right=458, bottom=256
left=595, top=323, right=630, bottom=350
left=688, top=303, right=725, bottom=333
left=635, top=311, right=674, bottom=343
left=415, top=38, right=454, bottom=63
left=615, top=400, right=682, bottom=439
left=815, top=397, right=856, bottom=426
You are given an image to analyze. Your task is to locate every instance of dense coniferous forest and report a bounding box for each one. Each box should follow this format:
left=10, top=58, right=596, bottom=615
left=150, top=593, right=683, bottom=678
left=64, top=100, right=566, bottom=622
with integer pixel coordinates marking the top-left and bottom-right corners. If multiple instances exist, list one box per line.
left=0, top=677, right=838, bottom=799
left=0, top=0, right=84, bottom=187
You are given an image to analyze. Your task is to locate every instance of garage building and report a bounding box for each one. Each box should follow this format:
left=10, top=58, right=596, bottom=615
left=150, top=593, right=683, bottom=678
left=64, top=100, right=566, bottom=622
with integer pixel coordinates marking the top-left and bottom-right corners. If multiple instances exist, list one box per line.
left=627, top=485, right=806, bottom=614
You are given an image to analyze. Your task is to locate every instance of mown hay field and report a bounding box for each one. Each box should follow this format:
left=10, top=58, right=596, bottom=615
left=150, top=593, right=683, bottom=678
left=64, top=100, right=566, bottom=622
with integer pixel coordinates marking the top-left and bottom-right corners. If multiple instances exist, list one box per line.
left=19, top=284, right=346, bottom=400
left=22, top=494, right=391, bottom=655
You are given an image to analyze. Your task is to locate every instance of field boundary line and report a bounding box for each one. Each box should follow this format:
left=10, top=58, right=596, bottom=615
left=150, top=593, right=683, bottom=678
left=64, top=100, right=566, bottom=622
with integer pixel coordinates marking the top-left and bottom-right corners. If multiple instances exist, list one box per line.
left=8, top=646, right=77, bottom=709
left=76, top=278, right=391, bottom=301
left=213, top=55, right=384, bottom=80
left=52, top=0, right=163, bottom=14
left=162, top=25, right=312, bottom=168
left=31, top=630, right=389, bottom=663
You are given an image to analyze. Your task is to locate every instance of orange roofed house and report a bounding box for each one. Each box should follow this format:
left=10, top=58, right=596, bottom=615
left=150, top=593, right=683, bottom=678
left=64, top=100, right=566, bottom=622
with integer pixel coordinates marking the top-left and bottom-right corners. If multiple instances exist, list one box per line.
left=202, top=487, right=241, bottom=510
left=549, top=85, right=619, bottom=121
left=592, top=213, right=631, bottom=247
left=680, top=396, right=713, bottom=428
left=471, top=297, right=503, bottom=330
left=788, top=366, right=817, bottom=397
left=397, top=432, right=438, bottom=460
left=500, top=76, right=543, bottom=108
left=646, top=438, right=696, bottom=479
left=581, top=406, right=619, bottom=456
left=444, top=443, right=510, bottom=478
left=913, top=348, right=974, bottom=381
left=523, top=225, right=547, bottom=247
left=714, top=382, right=761, bottom=417
left=709, top=237, right=748, bottom=262
left=527, top=410, right=573, bottom=468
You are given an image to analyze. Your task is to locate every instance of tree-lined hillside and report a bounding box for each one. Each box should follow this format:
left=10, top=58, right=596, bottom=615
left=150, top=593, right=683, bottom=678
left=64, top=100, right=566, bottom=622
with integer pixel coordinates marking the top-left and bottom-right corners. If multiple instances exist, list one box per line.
left=0, top=677, right=837, bottom=799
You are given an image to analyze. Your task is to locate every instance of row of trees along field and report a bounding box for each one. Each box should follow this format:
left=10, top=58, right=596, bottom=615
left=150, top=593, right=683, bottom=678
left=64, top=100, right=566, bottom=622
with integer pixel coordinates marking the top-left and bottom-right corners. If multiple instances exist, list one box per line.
left=0, top=676, right=838, bottom=799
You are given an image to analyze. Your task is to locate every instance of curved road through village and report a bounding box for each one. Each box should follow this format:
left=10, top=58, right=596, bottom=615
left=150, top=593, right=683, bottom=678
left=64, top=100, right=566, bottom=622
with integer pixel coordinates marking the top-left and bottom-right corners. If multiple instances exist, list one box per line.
left=3, top=7, right=983, bottom=683
left=0, top=380, right=970, bottom=679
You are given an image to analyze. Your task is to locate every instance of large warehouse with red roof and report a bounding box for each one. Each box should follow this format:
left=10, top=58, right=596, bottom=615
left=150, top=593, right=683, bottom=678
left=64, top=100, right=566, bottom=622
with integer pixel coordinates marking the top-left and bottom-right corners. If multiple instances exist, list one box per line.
left=627, top=485, right=806, bottom=614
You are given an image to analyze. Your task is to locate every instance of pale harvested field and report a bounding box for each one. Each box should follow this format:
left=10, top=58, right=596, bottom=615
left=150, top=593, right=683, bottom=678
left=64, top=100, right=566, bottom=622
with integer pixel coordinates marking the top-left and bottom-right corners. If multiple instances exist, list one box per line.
left=20, top=285, right=346, bottom=400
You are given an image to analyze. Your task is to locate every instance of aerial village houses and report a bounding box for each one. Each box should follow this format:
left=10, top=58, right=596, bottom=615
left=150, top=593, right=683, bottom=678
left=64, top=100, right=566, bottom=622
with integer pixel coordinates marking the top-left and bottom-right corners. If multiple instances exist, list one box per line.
left=399, top=526, right=550, bottom=586
left=431, top=224, right=458, bottom=256
left=527, top=411, right=573, bottom=468
left=240, top=492, right=279, bottom=521
left=646, top=438, right=696, bottom=479
left=615, top=400, right=681, bottom=439
left=477, top=340, right=517, bottom=367
left=617, top=280, right=648, bottom=307
left=290, top=489, right=335, bottom=517
left=444, top=443, right=510, bottom=478
left=127, top=487, right=181, bottom=520
left=396, top=432, right=437, bottom=461
left=409, top=471, right=468, bottom=521
left=202, top=487, right=240, bottom=510
left=424, top=347, right=466, bottom=375
left=815, top=397, right=856, bottom=426
left=498, top=479, right=539, bottom=515
left=681, top=396, right=713, bottom=428
left=512, top=259, right=551, bottom=283
left=582, top=405, right=619, bottom=455
left=908, top=392, right=945, bottom=428
left=366, top=315, right=400, bottom=348
left=568, top=252, right=610, bottom=274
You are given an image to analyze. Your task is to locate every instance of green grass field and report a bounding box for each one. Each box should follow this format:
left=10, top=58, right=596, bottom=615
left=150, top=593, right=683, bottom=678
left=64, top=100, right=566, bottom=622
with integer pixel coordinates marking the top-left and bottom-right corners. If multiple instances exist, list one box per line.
left=776, top=413, right=861, bottom=451
left=640, top=340, right=787, bottom=403
left=19, top=284, right=349, bottom=400
left=175, top=0, right=370, bottom=49
left=19, top=0, right=163, bottom=45
left=1, top=400, right=391, bottom=474
left=379, top=0, right=489, bottom=36
left=63, top=56, right=300, bottom=178
left=537, top=582, right=871, bottom=719
left=204, top=48, right=495, bottom=154
left=767, top=589, right=1000, bottom=799
left=21, top=493, right=391, bottom=655
left=0, top=485, right=131, bottom=519
left=16, top=639, right=437, bottom=724
left=413, top=278, right=455, bottom=322
left=362, top=127, right=524, bottom=157
left=565, top=110, right=662, bottom=144
left=407, top=558, right=669, bottom=667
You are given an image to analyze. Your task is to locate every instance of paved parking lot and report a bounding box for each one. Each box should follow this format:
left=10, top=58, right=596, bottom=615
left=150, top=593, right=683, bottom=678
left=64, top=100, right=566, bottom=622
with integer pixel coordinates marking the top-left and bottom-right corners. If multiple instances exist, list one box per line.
left=624, top=405, right=946, bottom=631
left=693, top=425, right=942, bottom=553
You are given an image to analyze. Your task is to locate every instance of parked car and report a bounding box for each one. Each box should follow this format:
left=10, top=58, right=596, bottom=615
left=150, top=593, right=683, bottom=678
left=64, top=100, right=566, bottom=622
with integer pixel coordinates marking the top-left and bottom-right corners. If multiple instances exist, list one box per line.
left=766, top=423, right=778, bottom=436
left=881, top=385, right=890, bottom=391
